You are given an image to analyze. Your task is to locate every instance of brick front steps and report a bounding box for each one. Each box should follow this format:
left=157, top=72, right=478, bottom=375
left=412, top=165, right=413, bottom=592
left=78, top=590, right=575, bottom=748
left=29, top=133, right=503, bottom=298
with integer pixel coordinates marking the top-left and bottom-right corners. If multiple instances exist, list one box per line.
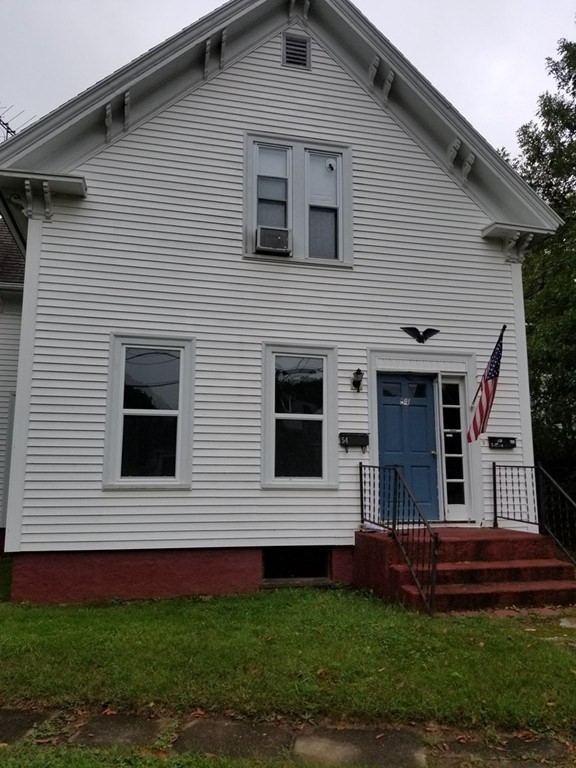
left=354, top=527, right=576, bottom=612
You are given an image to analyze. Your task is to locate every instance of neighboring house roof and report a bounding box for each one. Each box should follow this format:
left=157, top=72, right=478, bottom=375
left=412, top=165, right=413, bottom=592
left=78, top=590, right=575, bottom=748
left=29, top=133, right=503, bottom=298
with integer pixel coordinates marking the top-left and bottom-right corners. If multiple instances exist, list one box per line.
left=0, top=0, right=563, bottom=243
left=0, top=218, right=24, bottom=286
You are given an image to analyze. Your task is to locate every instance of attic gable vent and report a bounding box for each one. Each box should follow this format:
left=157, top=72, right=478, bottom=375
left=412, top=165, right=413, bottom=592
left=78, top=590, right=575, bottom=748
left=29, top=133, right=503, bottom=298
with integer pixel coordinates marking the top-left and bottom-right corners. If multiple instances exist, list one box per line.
left=283, top=34, right=310, bottom=69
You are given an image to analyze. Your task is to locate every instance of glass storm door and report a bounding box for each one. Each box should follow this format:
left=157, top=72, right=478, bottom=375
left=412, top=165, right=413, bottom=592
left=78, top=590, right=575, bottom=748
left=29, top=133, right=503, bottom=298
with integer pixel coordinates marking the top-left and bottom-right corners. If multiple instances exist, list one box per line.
left=440, top=378, right=469, bottom=521
left=377, top=374, right=439, bottom=520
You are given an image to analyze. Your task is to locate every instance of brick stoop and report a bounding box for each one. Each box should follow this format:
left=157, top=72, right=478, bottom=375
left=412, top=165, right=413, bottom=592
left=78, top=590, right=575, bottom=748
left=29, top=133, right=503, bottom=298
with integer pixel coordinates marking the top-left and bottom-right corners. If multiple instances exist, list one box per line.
left=353, top=527, right=576, bottom=612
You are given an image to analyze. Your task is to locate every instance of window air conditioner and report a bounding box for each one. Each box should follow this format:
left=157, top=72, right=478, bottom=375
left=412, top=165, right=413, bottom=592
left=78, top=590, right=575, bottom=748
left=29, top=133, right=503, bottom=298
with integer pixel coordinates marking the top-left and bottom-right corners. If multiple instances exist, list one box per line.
left=255, top=226, right=292, bottom=256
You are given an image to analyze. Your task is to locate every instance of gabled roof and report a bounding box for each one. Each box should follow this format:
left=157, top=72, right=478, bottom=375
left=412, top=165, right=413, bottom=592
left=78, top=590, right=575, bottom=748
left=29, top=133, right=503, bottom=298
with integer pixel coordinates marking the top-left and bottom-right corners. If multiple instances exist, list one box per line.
left=0, top=0, right=562, bottom=242
left=0, top=218, right=25, bottom=287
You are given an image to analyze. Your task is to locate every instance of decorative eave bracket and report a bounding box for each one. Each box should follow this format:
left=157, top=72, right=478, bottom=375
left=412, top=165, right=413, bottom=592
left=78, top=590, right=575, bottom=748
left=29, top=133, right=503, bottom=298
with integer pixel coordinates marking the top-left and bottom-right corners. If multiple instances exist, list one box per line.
left=203, top=28, right=229, bottom=78
left=366, top=53, right=395, bottom=106
left=482, top=222, right=545, bottom=263
left=0, top=170, right=87, bottom=222
left=103, top=90, right=132, bottom=142
left=288, top=0, right=311, bottom=21
left=446, top=137, right=475, bottom=182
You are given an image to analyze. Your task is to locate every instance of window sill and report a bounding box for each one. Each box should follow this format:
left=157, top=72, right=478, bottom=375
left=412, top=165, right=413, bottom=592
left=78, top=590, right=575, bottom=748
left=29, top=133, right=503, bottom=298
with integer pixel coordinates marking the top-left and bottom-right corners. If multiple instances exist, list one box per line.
left=262, top=481, right=339, bottom=491
left=243, top=253, right=353, bottom=269
left=102, top=481, right=191, bottom=492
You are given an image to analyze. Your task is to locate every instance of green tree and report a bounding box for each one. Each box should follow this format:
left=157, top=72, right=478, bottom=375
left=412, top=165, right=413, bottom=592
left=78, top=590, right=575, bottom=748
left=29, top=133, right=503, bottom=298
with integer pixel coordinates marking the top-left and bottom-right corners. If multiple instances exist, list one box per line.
left=514, top=37, right=576, bottom=494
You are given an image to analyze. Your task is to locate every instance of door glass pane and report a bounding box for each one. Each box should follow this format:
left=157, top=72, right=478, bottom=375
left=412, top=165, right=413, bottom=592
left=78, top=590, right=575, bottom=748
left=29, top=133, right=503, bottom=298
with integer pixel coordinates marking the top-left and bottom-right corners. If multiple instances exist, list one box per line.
left=446, top=457, right=464, bottom=480
left=275, top=356, right=323, bottom=414
left=408, top=383, right=427, bottom=398
left=442, top=383, right=460, bottom=405
left=381, top=382, right=401, bottom=397
left=275, top=419, right=322, bottom=477
left=444, top=431, right=462, bottom=454
left=447, top=482, right=465, bottom=505
left=121, top=415, right=177, bottom=477
left=258, top=146, right=288, bottom=176
left=309, top=152, right=338, bottom=202
left=309, top=207, right=337, bottom=259
left=443, top=409, right=461, bottom=430
left=124, top=348, right=180, bottom=410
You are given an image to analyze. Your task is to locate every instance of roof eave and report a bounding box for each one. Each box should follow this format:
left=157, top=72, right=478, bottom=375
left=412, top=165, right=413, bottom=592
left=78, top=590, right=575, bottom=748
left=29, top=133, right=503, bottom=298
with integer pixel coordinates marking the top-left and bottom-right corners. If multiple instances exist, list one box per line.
left=0, top=0, right=562, bottom=236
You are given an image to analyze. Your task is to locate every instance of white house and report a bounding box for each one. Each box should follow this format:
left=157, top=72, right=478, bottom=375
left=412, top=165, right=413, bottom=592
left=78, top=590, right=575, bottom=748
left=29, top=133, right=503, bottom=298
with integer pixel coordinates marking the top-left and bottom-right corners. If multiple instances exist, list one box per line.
left=0, top=0, right=562, bottom=603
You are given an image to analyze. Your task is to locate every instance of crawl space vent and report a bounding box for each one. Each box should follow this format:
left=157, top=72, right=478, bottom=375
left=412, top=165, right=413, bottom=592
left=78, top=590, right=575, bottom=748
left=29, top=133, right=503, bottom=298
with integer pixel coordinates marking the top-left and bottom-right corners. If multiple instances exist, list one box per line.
left=284, top=34, right=310, bottom=68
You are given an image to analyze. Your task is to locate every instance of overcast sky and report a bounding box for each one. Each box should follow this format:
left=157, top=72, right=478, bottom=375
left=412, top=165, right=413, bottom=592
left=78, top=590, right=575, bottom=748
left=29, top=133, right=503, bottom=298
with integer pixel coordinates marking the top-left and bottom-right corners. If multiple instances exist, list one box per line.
left=1, top=0, right=574, bottom=154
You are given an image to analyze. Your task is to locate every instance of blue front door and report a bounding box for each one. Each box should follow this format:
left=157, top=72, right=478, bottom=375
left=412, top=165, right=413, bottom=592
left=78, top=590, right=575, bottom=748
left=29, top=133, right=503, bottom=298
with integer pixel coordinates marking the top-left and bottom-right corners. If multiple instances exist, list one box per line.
left=377, top=374, right=439, bottom=520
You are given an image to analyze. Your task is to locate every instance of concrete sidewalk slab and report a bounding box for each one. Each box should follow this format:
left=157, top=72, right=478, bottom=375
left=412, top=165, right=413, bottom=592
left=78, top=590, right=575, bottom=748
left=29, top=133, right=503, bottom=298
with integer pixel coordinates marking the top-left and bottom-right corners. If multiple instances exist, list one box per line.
left=71, top=713, right=164, bottom=747
left=429, top=730, right=573, bottom=766
left=174, top=717, right=294, bottom=757
left=293, top=726, right=426, bottom=767
left=0, top=709, right=50, bottom=744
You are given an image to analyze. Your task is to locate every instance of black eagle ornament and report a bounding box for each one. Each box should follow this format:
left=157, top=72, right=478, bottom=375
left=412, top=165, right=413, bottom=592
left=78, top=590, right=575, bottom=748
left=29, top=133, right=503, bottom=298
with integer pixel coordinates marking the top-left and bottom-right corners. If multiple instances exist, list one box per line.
left=401, top=327, right=440, bottom=344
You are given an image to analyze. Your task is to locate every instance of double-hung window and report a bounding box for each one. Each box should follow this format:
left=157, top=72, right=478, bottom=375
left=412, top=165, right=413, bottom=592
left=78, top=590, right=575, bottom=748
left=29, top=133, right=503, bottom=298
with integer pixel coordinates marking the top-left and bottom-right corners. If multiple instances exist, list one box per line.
left=104, top=336, right=194, bottom=488
left=263, top=344, right=337, bottom=487
left=248, top=137, right=352, bottom=265
left=307, top=151, right=340, bottom=260
left=257, top=145, right=290, bottom=230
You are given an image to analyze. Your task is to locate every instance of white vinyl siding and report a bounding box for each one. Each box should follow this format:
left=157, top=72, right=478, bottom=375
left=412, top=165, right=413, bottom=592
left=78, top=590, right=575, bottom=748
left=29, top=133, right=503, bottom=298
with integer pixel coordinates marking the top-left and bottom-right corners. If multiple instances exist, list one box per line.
left=6, top=32, right=530, bottom=550
left=0, top=293, right=21, bottom=525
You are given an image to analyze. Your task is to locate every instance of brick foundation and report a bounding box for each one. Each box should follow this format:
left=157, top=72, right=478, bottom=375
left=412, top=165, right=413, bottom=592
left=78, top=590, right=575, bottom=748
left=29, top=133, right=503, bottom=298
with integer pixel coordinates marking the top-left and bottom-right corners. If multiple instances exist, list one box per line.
left=11, top=548, right=263, bottom=604
left=331, top=546, right=354, bottom=584
left=353, top=531, right=404, bottom=600
left=11, top=545, right=354, bottom=604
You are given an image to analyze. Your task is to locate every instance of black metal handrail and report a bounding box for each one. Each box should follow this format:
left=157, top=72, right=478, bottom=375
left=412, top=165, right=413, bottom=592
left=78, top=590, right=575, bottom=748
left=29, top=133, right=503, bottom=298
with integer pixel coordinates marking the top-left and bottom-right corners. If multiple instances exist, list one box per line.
left=360, top=463, right=439, bottom=613
left=492, top=463, right=538, bottom=527
left=493, top=463, right=576, bottom=565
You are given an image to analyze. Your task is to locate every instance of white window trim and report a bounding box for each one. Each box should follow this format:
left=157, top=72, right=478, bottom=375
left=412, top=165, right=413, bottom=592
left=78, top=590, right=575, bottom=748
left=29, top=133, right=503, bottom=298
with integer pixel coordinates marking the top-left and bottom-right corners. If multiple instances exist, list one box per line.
left=103, top=334, right=194, bottom=490
left=262, top=343, right=338, bottom=489
left=245, top=134, right=353, bottom=266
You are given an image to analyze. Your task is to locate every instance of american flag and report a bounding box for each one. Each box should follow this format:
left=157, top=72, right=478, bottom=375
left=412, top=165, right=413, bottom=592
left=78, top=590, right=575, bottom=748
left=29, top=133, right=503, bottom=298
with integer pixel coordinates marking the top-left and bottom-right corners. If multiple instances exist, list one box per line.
left=467, top=326, right=506, bottom=443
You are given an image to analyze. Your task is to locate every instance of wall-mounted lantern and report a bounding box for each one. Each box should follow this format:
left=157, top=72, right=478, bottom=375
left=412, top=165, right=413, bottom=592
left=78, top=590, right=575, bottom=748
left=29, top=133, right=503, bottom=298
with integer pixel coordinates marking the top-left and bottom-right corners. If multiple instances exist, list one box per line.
left=351, top=368, right=364, bottom=392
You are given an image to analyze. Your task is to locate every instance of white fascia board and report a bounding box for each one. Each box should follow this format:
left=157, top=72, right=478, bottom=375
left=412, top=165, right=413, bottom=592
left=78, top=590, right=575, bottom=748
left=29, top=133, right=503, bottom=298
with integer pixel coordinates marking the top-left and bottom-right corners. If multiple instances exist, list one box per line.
left=482, top=222, right=561, bottom=241
left=0, top=0, right=563, bottom=236
left=322, top=0, right=563, bottom=234
left=0, top=0, right=279, bottom=171
left=0, top=170, right=87, bottom=197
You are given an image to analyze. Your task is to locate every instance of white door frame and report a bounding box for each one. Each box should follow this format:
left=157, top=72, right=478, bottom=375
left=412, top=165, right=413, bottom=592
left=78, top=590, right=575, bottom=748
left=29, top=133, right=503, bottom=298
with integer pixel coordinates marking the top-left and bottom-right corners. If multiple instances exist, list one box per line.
left=367, top=347, right=481, bottom=524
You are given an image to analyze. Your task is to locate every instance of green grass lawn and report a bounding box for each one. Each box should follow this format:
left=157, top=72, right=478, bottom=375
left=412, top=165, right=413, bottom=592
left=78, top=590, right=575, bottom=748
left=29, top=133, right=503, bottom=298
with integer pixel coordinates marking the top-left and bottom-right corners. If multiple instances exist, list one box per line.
left=0, top=588, right=575, bottom=731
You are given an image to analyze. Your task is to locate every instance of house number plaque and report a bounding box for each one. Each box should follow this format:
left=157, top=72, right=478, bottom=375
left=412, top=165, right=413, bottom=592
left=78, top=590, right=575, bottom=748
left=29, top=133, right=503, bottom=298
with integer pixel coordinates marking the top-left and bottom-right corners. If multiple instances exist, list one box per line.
left=488, top=436, right=517, bottom=450
left=339, top=433, right=369, bottom=453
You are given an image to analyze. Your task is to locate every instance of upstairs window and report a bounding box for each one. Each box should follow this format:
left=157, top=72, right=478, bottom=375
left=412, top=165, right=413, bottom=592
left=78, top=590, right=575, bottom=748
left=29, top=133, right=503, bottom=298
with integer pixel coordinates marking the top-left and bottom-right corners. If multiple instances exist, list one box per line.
left=308, top=151, right=340, bottom=260
left=248, top=137, right=352, bottom=265
left=257, top=145, right=290, bottom=228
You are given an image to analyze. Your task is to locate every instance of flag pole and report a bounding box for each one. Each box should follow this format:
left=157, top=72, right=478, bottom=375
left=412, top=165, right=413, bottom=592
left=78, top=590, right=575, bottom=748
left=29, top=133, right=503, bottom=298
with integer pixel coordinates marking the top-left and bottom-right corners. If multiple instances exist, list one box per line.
left=469, top=325, right=507, bottom=409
